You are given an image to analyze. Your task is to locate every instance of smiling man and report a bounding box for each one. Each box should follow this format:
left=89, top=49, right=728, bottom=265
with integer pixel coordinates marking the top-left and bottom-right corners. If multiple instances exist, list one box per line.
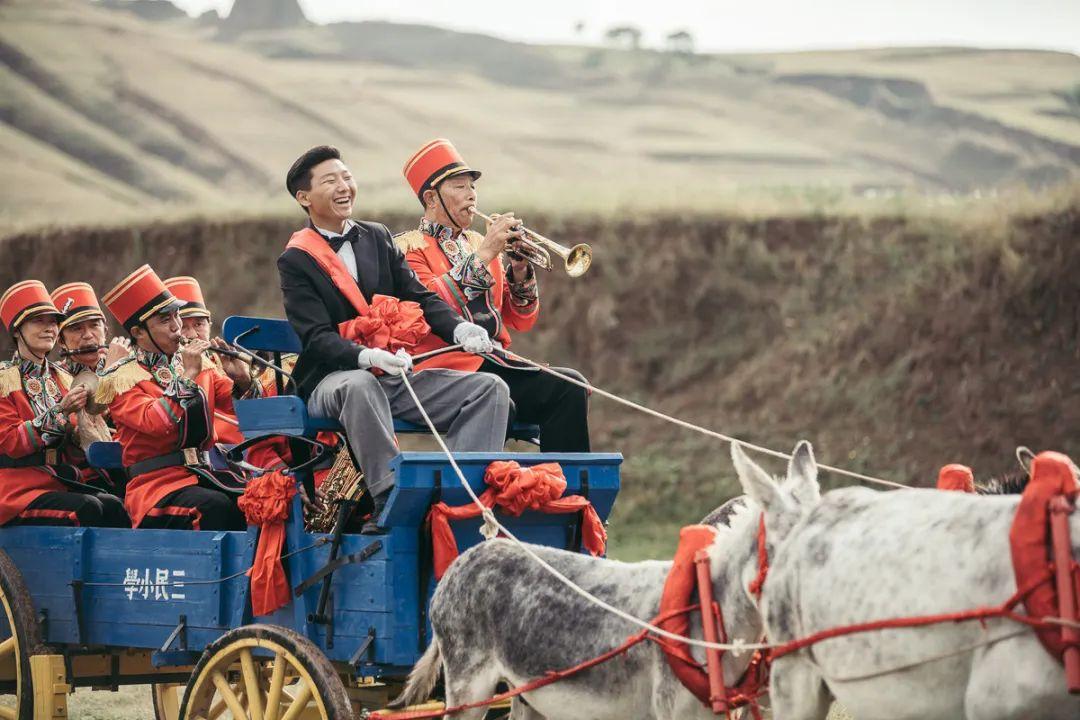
left=278, top=145, right=511, bottom=533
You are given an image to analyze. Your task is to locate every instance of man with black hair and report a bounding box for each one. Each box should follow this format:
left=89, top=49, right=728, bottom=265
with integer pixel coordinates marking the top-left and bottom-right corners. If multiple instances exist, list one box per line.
left=97, top=265, right=244, bottom=531
left=0, top=281, right=127, bottom=527
left=279, top=145, right=510, bottom=533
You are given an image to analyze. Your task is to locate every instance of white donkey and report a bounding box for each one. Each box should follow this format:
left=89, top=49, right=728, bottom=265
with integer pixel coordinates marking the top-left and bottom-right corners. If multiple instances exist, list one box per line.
left=745, top=453, right=1080, bottom=720
left=392, top=441, right=823, bottom=720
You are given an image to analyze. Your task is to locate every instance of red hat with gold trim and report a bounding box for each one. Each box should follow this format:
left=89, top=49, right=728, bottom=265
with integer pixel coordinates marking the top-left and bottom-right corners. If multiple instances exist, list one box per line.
left=50, top=282, right=106, bottom=332
left=163, top=277, right=211, bottom=320
left=102, top=265, right=186, bottom=332
left=403, top=138, right=481, bottom=202
left=1, top=281, right=63, bottom=334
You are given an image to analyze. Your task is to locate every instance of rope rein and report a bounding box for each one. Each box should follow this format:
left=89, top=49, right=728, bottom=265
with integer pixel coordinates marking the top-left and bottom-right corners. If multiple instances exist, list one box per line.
left=396, top=369, right=769, bottom=653
left=496, top=349, right=910, bottom=490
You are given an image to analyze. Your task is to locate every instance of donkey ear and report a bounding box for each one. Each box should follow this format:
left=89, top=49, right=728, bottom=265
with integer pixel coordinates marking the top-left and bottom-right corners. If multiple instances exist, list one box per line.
left=731, top=442, right=782, bottom=510
left=1015, top=446, right=1035, bottom=474
left=786, top=440, right=821, bottom=505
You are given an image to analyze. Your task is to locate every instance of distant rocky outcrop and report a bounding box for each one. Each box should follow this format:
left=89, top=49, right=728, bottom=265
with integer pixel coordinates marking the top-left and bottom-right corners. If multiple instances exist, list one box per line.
left=219, top=0, right=309, bottom=38
left=96, top=0, right=186, bottom=22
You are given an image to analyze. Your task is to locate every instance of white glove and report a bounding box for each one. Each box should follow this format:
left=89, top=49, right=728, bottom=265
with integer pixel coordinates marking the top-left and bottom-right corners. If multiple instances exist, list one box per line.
left=454, top=322, right=494, bottom=355
left=358, top=348, right=413, bottom=373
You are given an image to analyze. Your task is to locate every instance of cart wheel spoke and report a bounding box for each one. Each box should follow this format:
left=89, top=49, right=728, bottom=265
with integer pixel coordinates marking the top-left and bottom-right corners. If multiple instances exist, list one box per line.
left=278, top=681, right=312, bottom=720
left=264, top=652, right=287, bottom=720
left=0, top=705, right=16, bottom=720
left=241, top=648, right=265, bottom=720
left=211, top=671, right=248, bottom=719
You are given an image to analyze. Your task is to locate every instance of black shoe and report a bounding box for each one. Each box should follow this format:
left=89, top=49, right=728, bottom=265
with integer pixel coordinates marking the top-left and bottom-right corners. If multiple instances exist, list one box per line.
left=361, top=492, right=388, bottom=535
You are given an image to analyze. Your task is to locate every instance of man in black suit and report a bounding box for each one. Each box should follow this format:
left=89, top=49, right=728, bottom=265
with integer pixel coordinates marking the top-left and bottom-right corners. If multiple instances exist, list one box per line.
left=278, top=145, right=511, bottom=533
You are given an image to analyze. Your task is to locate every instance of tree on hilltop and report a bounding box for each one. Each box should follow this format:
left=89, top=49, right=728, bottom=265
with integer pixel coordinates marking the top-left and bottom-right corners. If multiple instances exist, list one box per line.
left=605, top=25, right=642, bottom=51
left=666, top=30, right=694, bottom=55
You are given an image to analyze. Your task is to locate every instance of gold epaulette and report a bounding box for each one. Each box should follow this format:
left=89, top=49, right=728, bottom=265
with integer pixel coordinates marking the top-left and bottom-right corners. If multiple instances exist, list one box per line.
left=95, top=358, right=151, bottom=405
left=393, top=229, right=428, bottom=253
left=0, top=363, right=19, bottom=398
left=464, top=229, right=484, bottom=249
left=54, top=366, right=73, bottom=392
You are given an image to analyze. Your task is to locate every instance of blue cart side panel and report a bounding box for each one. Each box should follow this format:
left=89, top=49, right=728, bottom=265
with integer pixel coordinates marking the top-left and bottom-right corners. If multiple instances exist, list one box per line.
left=0, top=526, right=256, bottom=653
left=0, top=451, right=621, bottom=678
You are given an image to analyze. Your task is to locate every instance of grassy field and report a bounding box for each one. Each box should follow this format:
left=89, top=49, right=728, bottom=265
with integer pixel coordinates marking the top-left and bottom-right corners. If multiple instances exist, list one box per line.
left=1, top=0, right=1079, bottom=234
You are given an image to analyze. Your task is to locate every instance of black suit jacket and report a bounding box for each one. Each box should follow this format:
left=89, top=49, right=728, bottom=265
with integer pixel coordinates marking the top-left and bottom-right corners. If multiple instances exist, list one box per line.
left=278, top=220, right=462, bottom=398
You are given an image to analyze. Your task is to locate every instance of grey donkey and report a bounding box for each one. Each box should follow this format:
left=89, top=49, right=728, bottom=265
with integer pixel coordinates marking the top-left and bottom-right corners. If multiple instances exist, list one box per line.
left=392, top=441, right=822, bottom=720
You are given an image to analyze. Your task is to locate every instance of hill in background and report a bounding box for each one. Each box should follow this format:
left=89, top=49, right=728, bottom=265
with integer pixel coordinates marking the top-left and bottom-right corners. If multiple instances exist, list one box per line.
left=1, top=0, right=1078, bottom=231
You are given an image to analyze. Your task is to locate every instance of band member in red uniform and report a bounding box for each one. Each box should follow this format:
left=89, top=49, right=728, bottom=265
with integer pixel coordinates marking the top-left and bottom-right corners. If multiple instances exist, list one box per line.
left=0, top=281, right=127, bottom=527
left=279, top=145, right=510, bottom=532
left=163, top=275, right=256, bottom=445
left=398, top=139, right=590, bottom=452
left=97, top=266, right=244, bottom=530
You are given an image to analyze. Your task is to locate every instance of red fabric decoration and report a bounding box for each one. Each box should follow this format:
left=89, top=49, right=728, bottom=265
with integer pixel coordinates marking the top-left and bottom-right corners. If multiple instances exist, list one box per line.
left=656, top=524, right=720, bottom=708
left=428, top=461, right=606, bottom=579
left=238, top=470, right=297, bottom=616
left=1009, top=451, right=1080, bottom=660
left=337, top=294, right=430, bottom=354
left=937, top=463, right=975, bottom=493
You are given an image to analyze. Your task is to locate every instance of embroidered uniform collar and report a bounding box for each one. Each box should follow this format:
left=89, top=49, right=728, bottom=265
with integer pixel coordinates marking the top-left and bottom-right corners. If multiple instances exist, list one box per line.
left=420, top=217, right=462, bottom=244
left=16, top=353, right=49, bottom=380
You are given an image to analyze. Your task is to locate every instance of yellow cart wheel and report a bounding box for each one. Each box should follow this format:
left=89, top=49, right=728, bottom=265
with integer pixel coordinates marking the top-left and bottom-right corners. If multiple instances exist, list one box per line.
left=153, top=682, right=184, bottom=720
left=0, top=551, right=42, bottom=720
left=179, top=624, right=351, bottom=720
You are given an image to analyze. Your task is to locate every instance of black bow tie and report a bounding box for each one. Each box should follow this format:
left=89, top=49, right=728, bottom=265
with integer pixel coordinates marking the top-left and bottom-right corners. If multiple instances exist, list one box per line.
left=325, top=224, right=360, bottom=253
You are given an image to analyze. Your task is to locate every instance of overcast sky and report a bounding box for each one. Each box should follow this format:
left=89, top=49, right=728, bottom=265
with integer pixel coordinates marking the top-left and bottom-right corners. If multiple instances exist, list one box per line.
left=170, top=0, right=1080, bottom=54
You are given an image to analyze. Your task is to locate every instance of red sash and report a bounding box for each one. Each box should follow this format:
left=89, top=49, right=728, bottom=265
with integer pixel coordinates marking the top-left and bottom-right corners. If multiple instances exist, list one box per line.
left=287, top=228, right=372, bottom=315
left=287, top=228, right=429, bottom=352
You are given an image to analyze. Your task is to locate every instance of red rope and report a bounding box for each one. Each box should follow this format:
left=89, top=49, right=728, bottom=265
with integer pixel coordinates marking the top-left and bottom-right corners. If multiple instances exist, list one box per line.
left=367, top=605, right=697, bottom=720
left=770, top=573, right=1058, bottom=660
left=748, top=515, right=768, bottom=599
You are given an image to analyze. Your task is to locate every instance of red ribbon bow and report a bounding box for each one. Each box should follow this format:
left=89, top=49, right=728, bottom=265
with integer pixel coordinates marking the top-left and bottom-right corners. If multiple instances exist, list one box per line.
left=237, top=470, right=297, bottom=616
left=428, top=460, right=607, bottom=579
left=338, top=294, right=430, bottom=354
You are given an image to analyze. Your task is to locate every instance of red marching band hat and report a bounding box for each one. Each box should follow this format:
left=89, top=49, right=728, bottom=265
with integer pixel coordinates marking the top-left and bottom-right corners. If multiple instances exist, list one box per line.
left=50, top=282, right=106, bottom=332
left=163, top=277, right=211, bottom=320
left=403, top=138, right=481, bottom=200
left=102, top=265, right=185, bottom=332
left=0, top=280, right=62, bottom=334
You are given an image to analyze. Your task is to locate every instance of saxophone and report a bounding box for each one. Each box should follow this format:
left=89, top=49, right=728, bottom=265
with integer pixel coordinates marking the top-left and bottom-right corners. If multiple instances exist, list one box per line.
left=306, top=446, right=366, bottom=534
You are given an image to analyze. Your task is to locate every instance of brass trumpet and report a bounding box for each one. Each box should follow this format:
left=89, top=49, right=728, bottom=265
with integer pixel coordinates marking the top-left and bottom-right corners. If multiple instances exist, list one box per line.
left=470, top=208, right=592, bottom=278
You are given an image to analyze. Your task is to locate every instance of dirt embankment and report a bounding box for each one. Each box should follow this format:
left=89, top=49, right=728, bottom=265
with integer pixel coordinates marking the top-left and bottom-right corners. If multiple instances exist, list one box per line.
left=2, top=207, right=1077, bottom=543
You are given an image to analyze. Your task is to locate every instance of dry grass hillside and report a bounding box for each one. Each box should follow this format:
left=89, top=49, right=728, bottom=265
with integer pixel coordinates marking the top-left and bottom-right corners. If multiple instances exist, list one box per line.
left=1, top=0, right=1079, bottom=233
left=2, top=190, right=1077, bottom=558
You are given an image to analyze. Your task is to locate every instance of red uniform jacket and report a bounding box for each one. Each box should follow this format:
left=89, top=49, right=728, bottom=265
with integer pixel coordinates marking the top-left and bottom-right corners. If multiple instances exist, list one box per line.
left=209, top=355, right=245, bottom=445
left=396, top=229, right=538, bottom=372
left=0, top=362, right=75, bottom=525
left=244, top=358, right=340, bottom=489
left=98, top=353, right=236, bottom=527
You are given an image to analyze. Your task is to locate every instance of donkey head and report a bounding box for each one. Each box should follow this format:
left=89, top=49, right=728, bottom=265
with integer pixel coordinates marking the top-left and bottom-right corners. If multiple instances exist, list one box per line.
left=729, top=440, right=821, bottom=592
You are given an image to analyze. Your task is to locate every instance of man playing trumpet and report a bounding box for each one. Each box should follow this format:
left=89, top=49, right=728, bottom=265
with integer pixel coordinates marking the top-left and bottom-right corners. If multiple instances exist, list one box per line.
left=397, top=139, right=590, bottom=452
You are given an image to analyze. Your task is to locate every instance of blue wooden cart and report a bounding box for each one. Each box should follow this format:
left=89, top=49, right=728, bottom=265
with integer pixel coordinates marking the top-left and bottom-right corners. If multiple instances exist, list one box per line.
left=0, top=318, right=622, bottom=719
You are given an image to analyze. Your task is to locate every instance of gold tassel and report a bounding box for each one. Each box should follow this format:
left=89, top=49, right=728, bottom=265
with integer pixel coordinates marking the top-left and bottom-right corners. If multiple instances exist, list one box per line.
left=0, top=365, right=20, bottom=398
left=393, top=229, right=428, bottom=253
left=95, top=360, right=151, bottom=405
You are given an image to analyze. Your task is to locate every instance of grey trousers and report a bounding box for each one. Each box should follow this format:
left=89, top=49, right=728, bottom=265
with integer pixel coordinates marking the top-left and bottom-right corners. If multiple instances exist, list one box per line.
left=307, top=368, right=511, bottom=497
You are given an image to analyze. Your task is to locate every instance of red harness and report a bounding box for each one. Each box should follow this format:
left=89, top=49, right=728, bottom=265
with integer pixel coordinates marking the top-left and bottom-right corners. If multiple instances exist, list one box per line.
left=372, top=455, right=1080, bottom=720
